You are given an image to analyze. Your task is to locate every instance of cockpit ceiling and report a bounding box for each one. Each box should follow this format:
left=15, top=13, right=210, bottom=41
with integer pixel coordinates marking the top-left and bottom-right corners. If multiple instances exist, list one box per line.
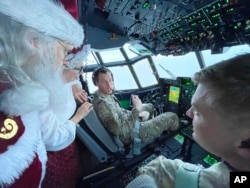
left=80, top=0, right=250, bottom=56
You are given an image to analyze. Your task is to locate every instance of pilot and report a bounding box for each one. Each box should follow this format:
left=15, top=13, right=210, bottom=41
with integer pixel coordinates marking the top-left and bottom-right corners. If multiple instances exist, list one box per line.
left=0, top=0, right=91, bottom=187
left=91, top=67, right=179, bottom=147
left=126, top=53, right=250, bottom=188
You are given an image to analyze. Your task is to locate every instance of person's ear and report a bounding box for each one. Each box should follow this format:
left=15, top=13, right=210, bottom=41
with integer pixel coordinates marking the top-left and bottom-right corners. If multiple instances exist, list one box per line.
left=237, top=138, right=250, bottom=158
left=31, top=38, right=38, bottom=48
left=240, top=138, right=250, bottom=149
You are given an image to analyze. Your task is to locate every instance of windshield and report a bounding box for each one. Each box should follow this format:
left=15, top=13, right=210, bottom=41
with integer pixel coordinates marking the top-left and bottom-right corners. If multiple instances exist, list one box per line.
left=82, top=44, right=250, bottom=94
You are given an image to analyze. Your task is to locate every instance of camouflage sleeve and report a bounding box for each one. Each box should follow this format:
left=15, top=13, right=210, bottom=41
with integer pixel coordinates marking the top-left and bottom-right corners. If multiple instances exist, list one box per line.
left=124, top=104, right=153, bottom=122
left=128, top=107, right=141, bottom=121
left=137, top=155, right=184, bottom=188
left=94, top=100, right=121, bottom=136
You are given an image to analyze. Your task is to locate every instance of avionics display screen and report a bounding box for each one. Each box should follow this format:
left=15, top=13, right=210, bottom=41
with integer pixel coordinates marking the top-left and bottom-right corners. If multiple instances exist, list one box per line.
left=168, top=86, right=181, bottom=104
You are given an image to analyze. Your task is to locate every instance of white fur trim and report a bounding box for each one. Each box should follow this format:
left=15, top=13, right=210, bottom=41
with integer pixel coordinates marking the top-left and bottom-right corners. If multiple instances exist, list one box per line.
left=0, top=111, right=47, bottom=186
left=0, top=0, right=84, bottom=47
left=67, top=44, right=91, bottom=65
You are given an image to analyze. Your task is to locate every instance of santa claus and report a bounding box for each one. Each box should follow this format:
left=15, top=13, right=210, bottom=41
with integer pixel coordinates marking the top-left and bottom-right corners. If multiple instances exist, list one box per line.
left=0, top=0, right=87, bottom=187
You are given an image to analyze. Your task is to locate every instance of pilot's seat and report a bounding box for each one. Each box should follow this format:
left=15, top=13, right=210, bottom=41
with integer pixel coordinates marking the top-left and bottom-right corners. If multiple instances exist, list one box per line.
left=76, top=108, right=181, bottom=186
left=76, top=108, right=161, bottom=165
left=76, top=109, right=126, bottom=164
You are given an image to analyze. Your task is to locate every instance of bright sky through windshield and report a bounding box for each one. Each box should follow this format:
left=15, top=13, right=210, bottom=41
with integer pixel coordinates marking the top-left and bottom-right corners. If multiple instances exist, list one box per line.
left=84, top=44, right=250, bottom=93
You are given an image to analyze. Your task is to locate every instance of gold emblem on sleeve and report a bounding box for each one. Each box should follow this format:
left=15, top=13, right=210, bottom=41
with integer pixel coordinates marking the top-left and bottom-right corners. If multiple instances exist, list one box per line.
left=0, top=118, right=18, bottom=139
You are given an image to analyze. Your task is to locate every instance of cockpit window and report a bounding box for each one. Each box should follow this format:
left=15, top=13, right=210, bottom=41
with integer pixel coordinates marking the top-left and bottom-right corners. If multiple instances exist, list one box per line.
left=201, top=44, right=250, bottom=67
left=153, top=52, right=200, bottom=79
left=109, top=66, right=138, bottom=90
left=132, top=58, right=158, bottom=87
left=99, top=48, right=125, bottom=63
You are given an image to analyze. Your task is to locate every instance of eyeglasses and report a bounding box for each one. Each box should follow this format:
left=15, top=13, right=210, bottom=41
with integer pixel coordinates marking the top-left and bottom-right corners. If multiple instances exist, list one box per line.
left=58, top=41, right=75, bottom=62
left=73, top=66, right=84, bottom=73
left=64, top=53, right=76, bottom=63
left=64, top=65, right=84, bottom=73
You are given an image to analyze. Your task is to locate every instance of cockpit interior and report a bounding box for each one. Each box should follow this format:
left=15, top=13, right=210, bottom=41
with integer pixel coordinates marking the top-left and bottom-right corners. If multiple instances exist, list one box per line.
left=73, top=0, right=250, bottom=187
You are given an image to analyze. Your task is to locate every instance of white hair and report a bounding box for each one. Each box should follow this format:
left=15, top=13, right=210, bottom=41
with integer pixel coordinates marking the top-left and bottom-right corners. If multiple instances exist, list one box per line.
left=0, top=13, right=69, bottom=113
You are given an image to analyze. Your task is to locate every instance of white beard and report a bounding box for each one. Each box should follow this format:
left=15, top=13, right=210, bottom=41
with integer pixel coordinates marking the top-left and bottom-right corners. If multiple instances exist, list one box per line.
left=23, top=49, right=70, bottom=112
left=0, top=54, right=69, bottom=116
left=0, top=84, right=49, bottom=116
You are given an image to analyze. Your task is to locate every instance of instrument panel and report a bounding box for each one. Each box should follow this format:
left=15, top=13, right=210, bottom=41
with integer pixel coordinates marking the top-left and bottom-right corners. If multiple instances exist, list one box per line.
left=80, top=0, right=250, bottom=55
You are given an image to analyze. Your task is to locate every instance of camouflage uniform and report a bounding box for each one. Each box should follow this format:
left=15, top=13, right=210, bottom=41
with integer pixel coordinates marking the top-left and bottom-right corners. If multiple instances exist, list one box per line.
left=130, top=155, right=230, bottom=188
left=92, top=90, right=179, bottom=145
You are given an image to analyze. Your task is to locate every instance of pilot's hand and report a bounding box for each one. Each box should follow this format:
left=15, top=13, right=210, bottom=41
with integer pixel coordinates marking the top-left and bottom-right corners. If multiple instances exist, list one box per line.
left=72, top=84, right=88, bottom=103
left=139, top=111, right=150, bottom=122
left=71, top=102, right=93, bottom=124
left=131, top=94, right=142, bottom=111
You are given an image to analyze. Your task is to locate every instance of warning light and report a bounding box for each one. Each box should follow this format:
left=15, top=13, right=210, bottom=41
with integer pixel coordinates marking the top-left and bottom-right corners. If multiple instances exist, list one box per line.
left=142, top=2, right=150, bottom=9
